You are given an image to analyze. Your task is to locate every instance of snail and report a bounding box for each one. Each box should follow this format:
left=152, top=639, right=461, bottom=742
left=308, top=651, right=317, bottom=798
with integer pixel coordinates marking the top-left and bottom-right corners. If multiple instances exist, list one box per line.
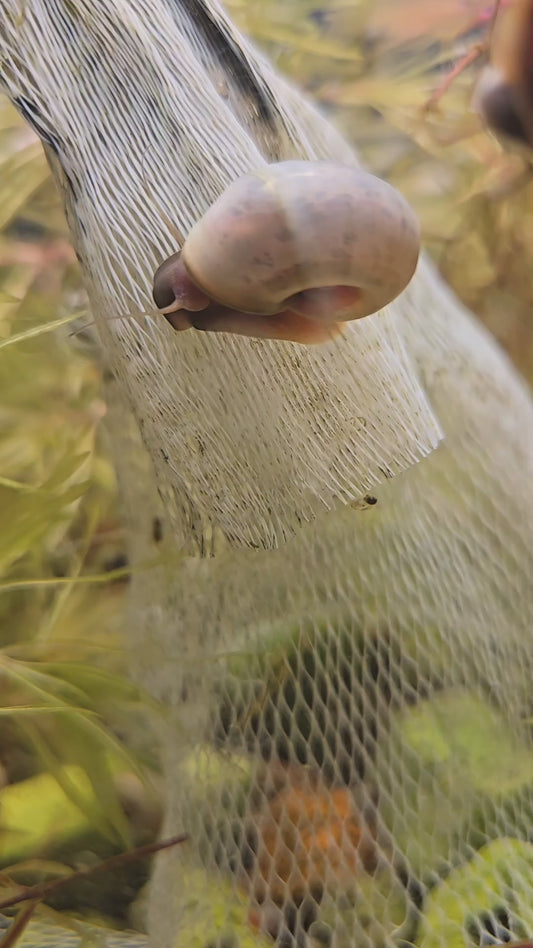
left=153, top=161, right=420, bottom=344
left=474, top=0, right=533, bottom=151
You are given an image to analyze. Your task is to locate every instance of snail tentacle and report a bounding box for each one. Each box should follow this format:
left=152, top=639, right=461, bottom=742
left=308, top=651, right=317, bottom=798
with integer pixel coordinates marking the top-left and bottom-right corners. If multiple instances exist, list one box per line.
left=153, top=252, right=211, bottom=314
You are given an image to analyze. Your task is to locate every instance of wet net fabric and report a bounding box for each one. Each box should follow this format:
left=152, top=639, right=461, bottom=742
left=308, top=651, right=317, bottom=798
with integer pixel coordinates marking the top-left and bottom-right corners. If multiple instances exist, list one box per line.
left=1, top=2, right=533, bottom=948
left=0, top=0, right=441, bottom=551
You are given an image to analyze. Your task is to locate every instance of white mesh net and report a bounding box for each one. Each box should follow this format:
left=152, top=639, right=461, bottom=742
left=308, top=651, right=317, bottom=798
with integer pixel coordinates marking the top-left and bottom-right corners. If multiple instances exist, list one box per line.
left=0, top=0, right=442, bottom=550
left=1, top=2, right=533, bottom=948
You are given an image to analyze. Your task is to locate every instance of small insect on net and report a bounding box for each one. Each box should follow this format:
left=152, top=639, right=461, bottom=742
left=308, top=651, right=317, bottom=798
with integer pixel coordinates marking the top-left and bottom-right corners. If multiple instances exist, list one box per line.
left=1, top=2, right=533, bottom=947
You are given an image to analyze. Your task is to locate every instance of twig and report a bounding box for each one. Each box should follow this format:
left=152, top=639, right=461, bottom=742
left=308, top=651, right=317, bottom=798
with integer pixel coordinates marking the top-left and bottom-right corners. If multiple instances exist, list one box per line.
left=423, top=41, right=487, bottom=111
left=0, top=833, right=188, bottom=912
left=0, top=902, right=39, bottom=948
left=423, top=0, right=503, bottom=112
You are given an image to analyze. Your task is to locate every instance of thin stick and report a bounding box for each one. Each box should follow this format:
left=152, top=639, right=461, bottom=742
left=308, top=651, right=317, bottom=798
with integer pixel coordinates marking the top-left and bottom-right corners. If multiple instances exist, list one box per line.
left=424, top=42, right=487, bottom=111
left=0, top=833, right=188, bottom=912
left=68, top=307, right=159, bottom=337
left=0, top=901, right=39, bottom=948
left=423, top=0, right=503, bottom=112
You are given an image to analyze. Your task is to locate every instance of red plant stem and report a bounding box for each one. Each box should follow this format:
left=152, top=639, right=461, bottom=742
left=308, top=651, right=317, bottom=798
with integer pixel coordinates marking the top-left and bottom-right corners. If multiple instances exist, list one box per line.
left=424, top=0, right=504, bottom=111
left=0, top=833, right=188, bottom=912
left=0, top=902, right=39, bottom=947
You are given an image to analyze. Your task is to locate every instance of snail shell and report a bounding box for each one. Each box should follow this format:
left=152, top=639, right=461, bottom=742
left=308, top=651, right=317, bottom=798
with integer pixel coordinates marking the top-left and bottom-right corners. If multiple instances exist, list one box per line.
left=474, top=0, right=533, bottom=150
left=153, top=161, right=420, bottom=344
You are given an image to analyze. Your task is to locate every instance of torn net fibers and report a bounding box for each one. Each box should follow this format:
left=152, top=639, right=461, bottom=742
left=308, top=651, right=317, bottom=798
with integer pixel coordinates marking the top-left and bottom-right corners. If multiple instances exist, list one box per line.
left=1, top=2, right=533, bottom=947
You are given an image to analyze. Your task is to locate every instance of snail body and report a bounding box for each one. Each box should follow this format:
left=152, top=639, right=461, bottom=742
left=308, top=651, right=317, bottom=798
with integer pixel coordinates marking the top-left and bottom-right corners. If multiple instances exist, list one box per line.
left=474, top=0, right=533, bottom=150
left=153, top=161, right=420, bottom=344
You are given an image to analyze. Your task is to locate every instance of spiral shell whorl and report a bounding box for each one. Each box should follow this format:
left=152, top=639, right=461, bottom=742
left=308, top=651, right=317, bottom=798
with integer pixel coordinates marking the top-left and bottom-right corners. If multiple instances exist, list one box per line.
left=182, top=161, right=420, bottom=320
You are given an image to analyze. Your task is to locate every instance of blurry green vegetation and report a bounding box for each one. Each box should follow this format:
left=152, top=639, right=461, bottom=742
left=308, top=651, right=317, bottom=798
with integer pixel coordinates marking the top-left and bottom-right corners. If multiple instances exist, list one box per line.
left=171, top=868, right=273, bottom=948
left=0, top=99, right=163, bottom=932
left=419, top=838, right=533, bottom=948
left=381, top=691, right=533, bottom=878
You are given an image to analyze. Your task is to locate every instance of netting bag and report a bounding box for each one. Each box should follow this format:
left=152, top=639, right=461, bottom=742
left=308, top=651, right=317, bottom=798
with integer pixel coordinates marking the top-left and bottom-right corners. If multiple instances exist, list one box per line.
left=1, top=2, right=532, bottom=947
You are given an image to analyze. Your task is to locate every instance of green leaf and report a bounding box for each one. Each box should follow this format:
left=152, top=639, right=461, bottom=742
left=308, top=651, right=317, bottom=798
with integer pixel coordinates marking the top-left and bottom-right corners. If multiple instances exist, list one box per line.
left=42, top=453, right=91, bottom=493
left=0, top=765, right=104, bottom=866
left=419, top=839, right=533, bottom=948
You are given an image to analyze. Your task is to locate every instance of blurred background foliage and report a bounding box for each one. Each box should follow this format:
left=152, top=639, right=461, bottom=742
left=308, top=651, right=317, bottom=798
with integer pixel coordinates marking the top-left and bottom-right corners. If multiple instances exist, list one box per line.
left=0, top=100, right=163, bottom=931
left=228, top=0, right=533, bottom=382
left=0, top=0, right=532, bottom=934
